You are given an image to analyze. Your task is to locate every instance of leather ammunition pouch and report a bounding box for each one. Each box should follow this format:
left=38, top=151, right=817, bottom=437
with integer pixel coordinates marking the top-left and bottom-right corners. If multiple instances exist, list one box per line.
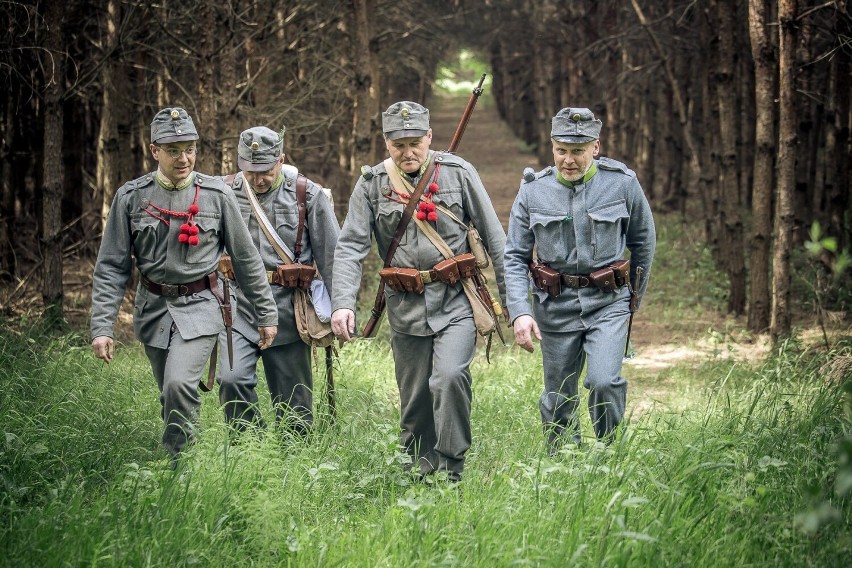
left=589, top=266, right=618, bottom=292
left=529, top=261, right=562, bottom=297
left=610, top=259, right=630, bottom=287
left=379, top=267, right=425, bottom=294
left=433, top=252, right=478, bottom=285
left=273, top=263, right=315, bottom=289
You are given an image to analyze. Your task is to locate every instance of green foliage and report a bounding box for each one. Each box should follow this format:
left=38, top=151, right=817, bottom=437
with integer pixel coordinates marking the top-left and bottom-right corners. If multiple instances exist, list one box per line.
left=1, top=327, right=850, bottom=566
left=435, top=49, right=492, bottom=95
left=640, top=216, right=729, bottom=332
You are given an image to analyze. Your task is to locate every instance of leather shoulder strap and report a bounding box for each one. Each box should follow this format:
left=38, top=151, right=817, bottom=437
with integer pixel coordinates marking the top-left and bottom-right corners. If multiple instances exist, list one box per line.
left=295, top=174, right=307, bottom=261
left=382, top=154, right=438, bottom=267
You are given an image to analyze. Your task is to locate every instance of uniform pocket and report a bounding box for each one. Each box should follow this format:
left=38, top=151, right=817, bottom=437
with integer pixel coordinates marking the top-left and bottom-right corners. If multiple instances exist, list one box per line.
left=376, top=198, right=406, bottom=245
left=184, top=213, right=222, bottom=265
left=529, top=208, right=569, bottom=262
left=588, top=200, right=628, bottom=261
left=273, top=206, right=298, bottom=247
left=130, top=213, right=162, bottom=262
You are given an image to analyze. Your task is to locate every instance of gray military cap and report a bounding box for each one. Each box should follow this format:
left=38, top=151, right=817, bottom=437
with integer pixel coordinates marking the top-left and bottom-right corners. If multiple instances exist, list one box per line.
left=150, top=107, right=199, bottom=144
left=551, top=107, right=602, bottom=143
left=382, top=101, right=430, bottom=140
left=237, top=126, right=284, bottom=172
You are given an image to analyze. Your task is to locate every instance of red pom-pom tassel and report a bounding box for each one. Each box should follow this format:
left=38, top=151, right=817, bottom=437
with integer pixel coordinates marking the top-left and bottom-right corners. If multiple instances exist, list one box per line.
left=188, top=235, right=200, bottom=246
left=188, top=225, right=199, bottom=236
left=180, top=223, right=191, bottom=233
left=427, top=211, right=438, bottom=222
left=178, top=233, right=189, bottom=243
left=428, top=182, right=439, bottom=193
left=188, top=204, right=200, bottom=215
left=416, top=211, right=427, bottom=221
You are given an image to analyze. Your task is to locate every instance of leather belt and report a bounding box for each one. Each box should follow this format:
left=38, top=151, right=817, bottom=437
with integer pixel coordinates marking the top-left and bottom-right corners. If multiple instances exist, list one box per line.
left=560, top=274, right=592, bottom=288
left=140, top=273, right=211, bottom=297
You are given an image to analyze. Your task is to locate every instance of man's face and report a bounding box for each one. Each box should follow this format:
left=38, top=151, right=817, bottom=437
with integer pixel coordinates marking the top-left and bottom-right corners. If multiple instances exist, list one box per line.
left=244, top=155, right=285, bottom=193
left=385, top=130, right=432, bottom=174
left=150, top=141, right=197, bottom=185
left=552, top=139, right=600, bottom=182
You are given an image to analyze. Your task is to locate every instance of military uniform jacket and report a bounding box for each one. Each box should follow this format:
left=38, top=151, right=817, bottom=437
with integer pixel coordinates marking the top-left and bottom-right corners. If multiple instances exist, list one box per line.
left=333, top=151, right=506, bottom=336
left=91, top=171, right=277, bottom=348
left=504, top=157, right=656, bottom=333
left=228, top=169, right=339, bottom=346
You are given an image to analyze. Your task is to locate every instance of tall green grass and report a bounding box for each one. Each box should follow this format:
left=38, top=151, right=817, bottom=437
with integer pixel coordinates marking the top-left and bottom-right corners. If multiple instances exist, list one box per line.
left=1, top=326, right=849, bottom=567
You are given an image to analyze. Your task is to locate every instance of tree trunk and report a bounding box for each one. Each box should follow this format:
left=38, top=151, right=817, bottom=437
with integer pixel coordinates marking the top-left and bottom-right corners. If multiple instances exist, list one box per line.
left=195, top=2, right=217, bottom=173
left=351, top=0, right=380, bottom=181
left=747, top=0, right=776, bottom=333
left=716, top=0, right=746, bottom=315
left=98, top=0, right=121, bottom=230
left=771, top=0, right=798, bottom=344
left=40, top=1, right=66, bottom=322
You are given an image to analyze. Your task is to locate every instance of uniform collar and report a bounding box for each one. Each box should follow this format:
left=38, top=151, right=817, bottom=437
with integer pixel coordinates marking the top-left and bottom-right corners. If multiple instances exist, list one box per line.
left=156, top=170, right=196, bottom=191
left=556, top=161, right=597, bottom=188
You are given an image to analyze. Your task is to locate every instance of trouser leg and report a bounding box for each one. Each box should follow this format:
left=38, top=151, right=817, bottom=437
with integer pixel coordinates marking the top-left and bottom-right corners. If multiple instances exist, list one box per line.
left=261, top=340, right=313, bottom=436
left=217, top=327, right=264, bottom=430
left=584, top=302, right=629, bottom=441
left=392, top=331, right=436, bottom=470
left=144, top=325, right=216, bottom=457
left=539, top=329, right=585, bottom=450
left=392, top=317, right=475, bottom=478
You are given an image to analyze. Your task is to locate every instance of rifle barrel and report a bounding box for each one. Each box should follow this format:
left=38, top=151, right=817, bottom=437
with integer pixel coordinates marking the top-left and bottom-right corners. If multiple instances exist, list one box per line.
left=447, top=73, right=487, bottom=153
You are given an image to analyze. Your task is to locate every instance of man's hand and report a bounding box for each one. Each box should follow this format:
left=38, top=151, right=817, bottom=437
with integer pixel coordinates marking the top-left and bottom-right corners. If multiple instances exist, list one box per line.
left=512, top=314, right=541, bottom=353
left=92, top=336, right=115, bottom=363
left=258, top=325, right=277, bottom=349
left=331, top=308, right=356, bottom=342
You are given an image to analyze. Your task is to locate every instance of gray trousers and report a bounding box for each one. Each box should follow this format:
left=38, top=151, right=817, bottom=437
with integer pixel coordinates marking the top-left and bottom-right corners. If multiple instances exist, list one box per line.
left=218, top=328, right=313, bottom=435
left=539, top=300, right=629, bottom=446
left=144, top=324, right=217, bottom=457
left=391, top=316, right=476, bottom=476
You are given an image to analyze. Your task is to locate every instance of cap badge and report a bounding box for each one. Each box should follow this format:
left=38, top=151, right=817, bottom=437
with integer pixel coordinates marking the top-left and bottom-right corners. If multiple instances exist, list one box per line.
left=251, top=142, right=259, bottom=150
left=170, top=109, right=180, bottom=120
left=401, top=108, right=410, bottom=118
left=572, top=113, right=582, bottom=122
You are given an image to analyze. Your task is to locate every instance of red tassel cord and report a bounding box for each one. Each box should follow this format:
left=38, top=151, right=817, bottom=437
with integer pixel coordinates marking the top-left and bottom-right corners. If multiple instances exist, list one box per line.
left=142, top=183, right=202, bottom=246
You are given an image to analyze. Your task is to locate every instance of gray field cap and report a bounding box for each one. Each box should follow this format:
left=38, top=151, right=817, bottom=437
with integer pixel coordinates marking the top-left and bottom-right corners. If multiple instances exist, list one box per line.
left=238, top=126, right=284, bottom=172
left=382, top=101, right=430, bottom=140
left=551, top=107, right=602, bottom=143
left=151, top=107, right=199, bottom=144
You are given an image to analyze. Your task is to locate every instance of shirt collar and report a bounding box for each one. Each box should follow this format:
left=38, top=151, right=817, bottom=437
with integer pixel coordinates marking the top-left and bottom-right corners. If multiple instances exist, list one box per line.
left=156, top=170, right=196, bottom=191
left=556, top=161, right=597, bottom=188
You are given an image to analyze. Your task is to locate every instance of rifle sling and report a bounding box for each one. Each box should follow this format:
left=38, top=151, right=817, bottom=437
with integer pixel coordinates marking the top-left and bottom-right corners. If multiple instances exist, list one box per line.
left=382, top=155, right=438, bottom=268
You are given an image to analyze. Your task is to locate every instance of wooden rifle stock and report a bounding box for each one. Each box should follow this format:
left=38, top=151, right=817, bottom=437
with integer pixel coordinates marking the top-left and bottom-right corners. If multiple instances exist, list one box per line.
left=361, top=75, right=487, bottom=338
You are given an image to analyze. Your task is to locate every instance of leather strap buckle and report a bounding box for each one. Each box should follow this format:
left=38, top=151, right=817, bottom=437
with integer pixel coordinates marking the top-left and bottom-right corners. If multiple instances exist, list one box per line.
left=160, top=283, right=182, bottom=297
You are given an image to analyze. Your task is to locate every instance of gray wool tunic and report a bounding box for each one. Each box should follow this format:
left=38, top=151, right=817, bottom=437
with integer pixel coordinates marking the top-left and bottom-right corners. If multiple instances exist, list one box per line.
left=91, top=171, right=277, bottom=347
left=227, top=168, right=339, bottom=346
left=504, top=157, right=656, bottom=331
left=332, top=151, right=507, bottom=335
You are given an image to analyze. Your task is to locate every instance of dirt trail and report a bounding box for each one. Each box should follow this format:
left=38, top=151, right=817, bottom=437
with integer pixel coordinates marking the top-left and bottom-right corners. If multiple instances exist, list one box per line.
left=428, top=94, right=539, bottom=229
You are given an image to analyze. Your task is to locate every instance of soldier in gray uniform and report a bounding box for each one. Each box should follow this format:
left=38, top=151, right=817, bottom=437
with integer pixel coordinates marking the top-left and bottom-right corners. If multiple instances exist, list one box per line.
left=504, top=107, right=656, bottom=452
left=91, top=107, right=278, bottom=463
left=331, top=101, right=506, bottom=482
left=218, top=126, right=339, bottom=435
